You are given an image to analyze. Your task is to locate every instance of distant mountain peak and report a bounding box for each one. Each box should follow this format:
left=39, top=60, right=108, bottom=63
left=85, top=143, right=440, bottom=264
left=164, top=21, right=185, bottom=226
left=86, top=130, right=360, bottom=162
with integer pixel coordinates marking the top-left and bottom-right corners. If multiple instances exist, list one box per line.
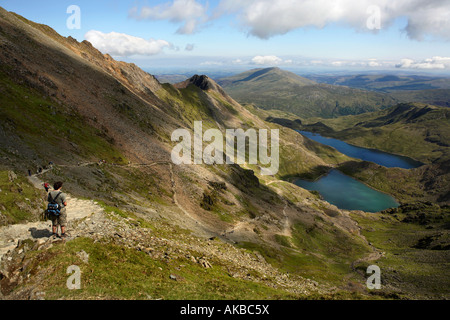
left=176, top=74, right=225, bottom=93
left=217, top=68, right=398, bottom=118
left=188, top=74, right=215, bottom=91
left=218, top=67, right=317, bottom=88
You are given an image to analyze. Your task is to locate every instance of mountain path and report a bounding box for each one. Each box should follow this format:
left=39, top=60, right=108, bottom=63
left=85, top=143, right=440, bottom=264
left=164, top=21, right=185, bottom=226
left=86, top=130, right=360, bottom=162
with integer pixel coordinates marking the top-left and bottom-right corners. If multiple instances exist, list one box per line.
left=1, top=162, right=292, bottom=259
left=167, top=163, right=222, bottom=240
left=0, top=171, right=104, bottom=260
left=266, top=180, right=292, bottom=237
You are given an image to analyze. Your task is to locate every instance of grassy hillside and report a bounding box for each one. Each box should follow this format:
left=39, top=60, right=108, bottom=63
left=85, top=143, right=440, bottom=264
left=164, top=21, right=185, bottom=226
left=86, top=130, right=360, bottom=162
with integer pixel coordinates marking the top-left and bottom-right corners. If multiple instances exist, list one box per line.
left=217, top=68, right=398, bottom=118
left=306, top=73, right=450, bottom=108
left=307, top=74, right=450, bottom=92
left=0, top=68, right=127, bottom=167
left=301, top=103, right=450, bottom=164
left=0, top=7, right=393, bottom=300
left=1, top=6, right=448, bottom=301
left=217, top=67, right=316, bottom=88
left=390, top=89, right=450, bottom=108
left=0, top=171, right=46, bottom=225
left=267, top=103, right=450, bottom=204
left=352, top=205, right=450, bottom=299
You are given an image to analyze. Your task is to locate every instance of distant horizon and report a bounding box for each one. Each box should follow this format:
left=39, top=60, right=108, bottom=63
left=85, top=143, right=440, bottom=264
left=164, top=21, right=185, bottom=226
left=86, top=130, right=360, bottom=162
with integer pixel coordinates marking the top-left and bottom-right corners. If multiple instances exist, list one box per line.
left=143, top=64, right=450, bottom=79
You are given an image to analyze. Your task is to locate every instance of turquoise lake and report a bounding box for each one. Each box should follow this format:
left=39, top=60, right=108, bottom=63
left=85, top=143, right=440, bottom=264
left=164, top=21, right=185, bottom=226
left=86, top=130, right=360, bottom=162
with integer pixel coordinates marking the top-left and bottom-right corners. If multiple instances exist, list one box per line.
left=293, top=131, right=422, bottom=212
left=294, top=170, right=400, bottom=213
left=298, top=131, right=423, bottom=169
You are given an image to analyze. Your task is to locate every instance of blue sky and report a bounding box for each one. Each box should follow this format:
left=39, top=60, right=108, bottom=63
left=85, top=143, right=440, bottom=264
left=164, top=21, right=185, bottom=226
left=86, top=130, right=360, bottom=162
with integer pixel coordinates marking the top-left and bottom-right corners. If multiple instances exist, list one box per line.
left=2, top=0, right=450, bottom=74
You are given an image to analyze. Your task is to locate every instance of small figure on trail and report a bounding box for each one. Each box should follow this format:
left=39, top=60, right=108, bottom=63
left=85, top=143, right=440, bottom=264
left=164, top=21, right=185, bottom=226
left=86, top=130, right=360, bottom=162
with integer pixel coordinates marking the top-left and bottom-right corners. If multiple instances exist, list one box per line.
left=43, top=182, right=50, bottom=192
left=47, top=181, right=68, bottom=239
left=28, top=169, right=32, bottom=177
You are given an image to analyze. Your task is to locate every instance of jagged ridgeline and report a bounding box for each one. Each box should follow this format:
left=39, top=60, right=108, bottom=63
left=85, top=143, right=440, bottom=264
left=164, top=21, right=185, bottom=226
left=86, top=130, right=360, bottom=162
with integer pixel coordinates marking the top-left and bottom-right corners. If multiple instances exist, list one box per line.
left=0, top=7, right=448, bottom=300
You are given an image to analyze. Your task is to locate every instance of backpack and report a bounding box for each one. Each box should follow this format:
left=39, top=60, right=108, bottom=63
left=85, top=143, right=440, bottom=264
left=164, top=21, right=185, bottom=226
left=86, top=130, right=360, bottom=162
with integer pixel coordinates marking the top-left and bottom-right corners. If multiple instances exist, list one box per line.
left=47, top=192, right=62, bottom=216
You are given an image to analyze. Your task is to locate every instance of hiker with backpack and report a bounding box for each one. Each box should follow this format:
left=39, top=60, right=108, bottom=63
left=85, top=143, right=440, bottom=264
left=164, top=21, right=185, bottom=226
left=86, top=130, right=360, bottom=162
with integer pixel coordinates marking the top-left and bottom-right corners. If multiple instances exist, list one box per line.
left=47, top=181, right=68, bottom=239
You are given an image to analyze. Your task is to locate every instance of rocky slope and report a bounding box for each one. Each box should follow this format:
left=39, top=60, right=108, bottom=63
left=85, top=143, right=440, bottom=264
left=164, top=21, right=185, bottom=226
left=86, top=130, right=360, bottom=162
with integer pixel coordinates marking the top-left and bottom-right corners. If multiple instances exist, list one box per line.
left=1, top=171, right=328, bottom=300
left=1, top=7, right=446, bottom=300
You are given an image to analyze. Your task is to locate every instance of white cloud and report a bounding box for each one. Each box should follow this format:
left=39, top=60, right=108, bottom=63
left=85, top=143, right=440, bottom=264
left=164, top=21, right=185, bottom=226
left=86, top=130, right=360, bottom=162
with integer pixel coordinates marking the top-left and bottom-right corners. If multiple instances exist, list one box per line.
left=215, top=0, right=450, bottom=40
left=251, top=55, right=283, bottom=65
left=126, top=0, right=450, bottom=41
left=130, top=0, right=207, bottom=34
left=84, top=30, right=171, bottom=57
left=311, top=59, right=391, bottom=68
left=396, top=56, right=450, bottom=69
left=331, top=61, right=344, bottom=67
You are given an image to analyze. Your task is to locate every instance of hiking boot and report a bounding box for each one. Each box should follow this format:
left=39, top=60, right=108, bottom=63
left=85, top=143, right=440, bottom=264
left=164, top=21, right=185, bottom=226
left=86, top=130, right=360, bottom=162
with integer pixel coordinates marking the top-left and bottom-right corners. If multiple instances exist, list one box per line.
left=60, top=233, right=69, bottom=239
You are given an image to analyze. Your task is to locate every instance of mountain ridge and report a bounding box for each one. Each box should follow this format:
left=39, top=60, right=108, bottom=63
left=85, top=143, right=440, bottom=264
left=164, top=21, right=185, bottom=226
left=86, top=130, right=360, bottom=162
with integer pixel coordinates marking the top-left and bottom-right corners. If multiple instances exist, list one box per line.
left=218, top=67, right=316, bottom=87
left=0, top=7, right=374, bottom=299
left=217, top=67, right=398, bottom=118
left=0, top=7, right=448, bottom=300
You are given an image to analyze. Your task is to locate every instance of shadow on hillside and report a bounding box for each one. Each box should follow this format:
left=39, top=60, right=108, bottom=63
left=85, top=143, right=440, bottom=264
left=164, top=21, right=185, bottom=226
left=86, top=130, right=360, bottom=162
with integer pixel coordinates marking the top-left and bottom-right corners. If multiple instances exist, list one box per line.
left=29, top=227, right=52, bottom=239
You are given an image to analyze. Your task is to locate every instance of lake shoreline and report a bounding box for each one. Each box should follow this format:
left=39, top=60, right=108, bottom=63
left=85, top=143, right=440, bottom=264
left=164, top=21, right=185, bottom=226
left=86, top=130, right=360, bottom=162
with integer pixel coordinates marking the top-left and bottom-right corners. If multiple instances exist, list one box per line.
left=292, top=165, right=402, bottom=205
left=294, top=169, right=400, bottom=213
left=298, top=130, right=424, bottom=169
left=290, top=130, right=417, bottom=212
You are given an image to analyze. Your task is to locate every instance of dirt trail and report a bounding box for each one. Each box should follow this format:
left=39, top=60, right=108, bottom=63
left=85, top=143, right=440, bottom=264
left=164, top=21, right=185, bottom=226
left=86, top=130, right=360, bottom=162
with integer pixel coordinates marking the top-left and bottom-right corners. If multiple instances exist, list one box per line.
left=0, top=172, right=104, bottom=260
left=280, top=202, right=291, bottom=237
left=1, top=161, right=261, bottom=258
left=167, top=163, right=221, bottom=240
left=350, top=245, right=385, bottom=271
left=266, top=180, right=291, bottom=237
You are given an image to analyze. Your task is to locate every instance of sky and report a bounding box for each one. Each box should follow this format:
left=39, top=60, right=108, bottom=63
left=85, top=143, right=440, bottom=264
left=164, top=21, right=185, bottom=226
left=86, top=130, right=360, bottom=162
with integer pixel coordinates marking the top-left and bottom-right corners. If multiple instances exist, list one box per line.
left=2, top=0, right=450, bottom=74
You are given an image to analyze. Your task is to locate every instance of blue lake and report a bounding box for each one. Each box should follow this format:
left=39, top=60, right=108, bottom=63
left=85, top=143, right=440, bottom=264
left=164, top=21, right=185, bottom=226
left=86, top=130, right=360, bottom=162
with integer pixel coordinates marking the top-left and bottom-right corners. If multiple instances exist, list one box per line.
left=293, top=130, right=420, bottom=212
left=294, top=170, right=400, bottom=213
left=298, top=131, right=423, bottom=169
